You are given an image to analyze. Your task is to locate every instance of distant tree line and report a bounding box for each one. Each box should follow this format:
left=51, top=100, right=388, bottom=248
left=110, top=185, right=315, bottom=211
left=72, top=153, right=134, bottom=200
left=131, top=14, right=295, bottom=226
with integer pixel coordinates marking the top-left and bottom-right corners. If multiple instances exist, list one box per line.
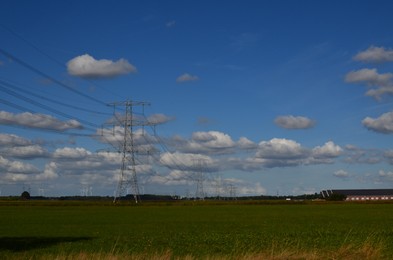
left=9, top=192, right=325, bottom=201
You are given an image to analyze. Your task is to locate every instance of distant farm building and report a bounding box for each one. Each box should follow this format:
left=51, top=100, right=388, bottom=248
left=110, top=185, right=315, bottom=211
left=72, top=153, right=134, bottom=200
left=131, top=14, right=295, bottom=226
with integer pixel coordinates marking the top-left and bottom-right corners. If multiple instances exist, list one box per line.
left=320, top=189, right=393, bottom=201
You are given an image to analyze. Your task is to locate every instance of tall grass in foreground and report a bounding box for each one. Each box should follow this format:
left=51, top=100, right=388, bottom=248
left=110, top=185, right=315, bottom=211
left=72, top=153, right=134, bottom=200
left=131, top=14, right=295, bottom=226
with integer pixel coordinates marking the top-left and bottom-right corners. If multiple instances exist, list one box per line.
left=6, top=239, right=386, bottom=260
left=8, top=243, right=387, bottom=260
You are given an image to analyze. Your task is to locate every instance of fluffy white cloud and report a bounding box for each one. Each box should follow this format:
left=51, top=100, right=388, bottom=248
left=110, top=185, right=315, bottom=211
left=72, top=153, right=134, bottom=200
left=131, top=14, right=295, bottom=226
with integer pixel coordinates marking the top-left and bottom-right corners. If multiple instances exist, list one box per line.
left=5, top=145, right=48, bottom=159
left=0, top=111, right=82, bottom=131
left=333, top=169, right=349, bottom=178
left=0, top=133, right=31, bottom=146
left=159, top=152, right=217, bottom=172
left=256, top=138, right=308, bottom=160
left=228, top=157, right=264, bottom=171
left=97, top=126, right=158, bottom=154
left=312, top=141, right=342, bottom=158
left=54, top=156, right=113, bottom=172
left=53, top=147, right=92, bottom=159
left=0, top=156, right=39, bottom=175
left=36, top=162, right=59, bottom=180
left=237, top=137, right=257, bottom=150
left=252, top=139, right=344, bottom=168
left=362, top=111, right=393, bottom=134
left=150, top=170, right=191, bottom=186
left=176, top=73, right=199, bottom=83
left=345, top=68, right=392, bottom=87
left=365, top=87, right=393, bottom=99
left=0, top=156, right=59, bottom=183
left=67, top=54, right=136, bottom=79
left=354, top=46, right=393, bottom=63
left=345, top=68, right=393, bottom=99
left=147, top=114, right=175, bottom=124
left=274, top=115, right=315, bottom=129
left=96, top=126, right=125, bottom=146
left=254, top=139, right=310, bottom=168
left=192, top=131, right=235, bottom=148
left=0, top=133, right=47, bottom=159
left=170, top=131, right=238, bottom=155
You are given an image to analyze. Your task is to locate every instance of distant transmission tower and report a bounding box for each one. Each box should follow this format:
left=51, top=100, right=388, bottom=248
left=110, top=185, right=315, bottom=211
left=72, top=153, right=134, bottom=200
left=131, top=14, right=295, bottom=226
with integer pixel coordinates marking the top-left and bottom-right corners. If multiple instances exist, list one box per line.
left=109, top=100, right=154, bottom=203
left=194, top=159, right=206, bottom=200
left=215, top=173, right=222, bottom=200
left=228, top=184, right=237, bottom=200
left=38, top=187, right=45, bottom=197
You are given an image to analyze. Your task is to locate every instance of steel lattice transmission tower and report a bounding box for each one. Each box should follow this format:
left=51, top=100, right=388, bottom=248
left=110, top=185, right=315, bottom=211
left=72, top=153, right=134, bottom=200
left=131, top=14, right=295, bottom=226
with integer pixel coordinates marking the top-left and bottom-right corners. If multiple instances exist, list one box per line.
left=109, top=100, right=153, bottom=203
left=193, top=159, right=206, bottom=200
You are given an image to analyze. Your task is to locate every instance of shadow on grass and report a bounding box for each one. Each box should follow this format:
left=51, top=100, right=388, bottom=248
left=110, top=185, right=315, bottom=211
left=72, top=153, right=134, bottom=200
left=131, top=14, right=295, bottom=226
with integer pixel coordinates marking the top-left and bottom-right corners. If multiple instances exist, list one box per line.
left=0, top=236, right=93, bottom=252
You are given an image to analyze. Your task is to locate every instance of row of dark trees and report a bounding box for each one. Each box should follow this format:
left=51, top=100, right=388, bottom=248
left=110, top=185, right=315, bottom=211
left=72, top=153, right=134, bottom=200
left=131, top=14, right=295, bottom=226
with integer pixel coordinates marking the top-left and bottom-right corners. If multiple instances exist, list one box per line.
left=17, top=191, right=347, bottom=201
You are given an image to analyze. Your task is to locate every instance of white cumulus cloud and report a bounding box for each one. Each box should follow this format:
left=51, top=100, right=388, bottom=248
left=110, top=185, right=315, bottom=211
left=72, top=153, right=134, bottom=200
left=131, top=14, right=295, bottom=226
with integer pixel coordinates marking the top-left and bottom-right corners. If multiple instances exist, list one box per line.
left=159, top=152, right=216, bottom=172
left=333, top=169, right=349, bottom=178
left=5, top=145, right=48, bottom=159
left=0, top=133, right=31, bottom=146
left=362, top=111, right=393, bottom=134
left=274, top=115, right=315, bottom=129
left=345, top=68, right=393, bottom=99
left=0, top=156, right=39, bottom=175
left=345, top=68, right=392, bottom=87
left=147, top=113, right=175, bottom=124
left=53, top=147, right=92, bottom=159
left=168, top=131, right=238, bottom=155
left=0, top=111, right=82, bottom=131
left=192, top=131, right=235, bottom=149
left=252, top=139, right=343, bottom=168
left=256, top=138, right=308, bottom=160
left=36, top=162, right=59, bottom=180
left=237, top=137, right=257, bottom=150
left=354, top=46, right=393, bottom=63
left=67, top=54, right=137, bottom=79
left=312, top=141, right=342, bottom=158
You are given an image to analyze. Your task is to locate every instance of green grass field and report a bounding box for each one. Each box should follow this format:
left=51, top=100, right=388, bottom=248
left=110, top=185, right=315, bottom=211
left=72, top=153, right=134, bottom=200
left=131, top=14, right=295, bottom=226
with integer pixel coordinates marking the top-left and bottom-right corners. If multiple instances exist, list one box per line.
left=1, top=200, right=393, bottom=259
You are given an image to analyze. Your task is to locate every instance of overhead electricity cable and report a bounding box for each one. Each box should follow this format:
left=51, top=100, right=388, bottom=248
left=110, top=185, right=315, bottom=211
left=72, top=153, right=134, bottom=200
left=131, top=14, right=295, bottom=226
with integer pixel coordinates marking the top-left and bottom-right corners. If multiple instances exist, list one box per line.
left=0, top=83, right=99, bottom=130
left=0, top=79, right=111, bottom=116
left=0, top=99, right=95, bottom=137
left=0, top=97, right=35, bottom=113
left=0, top=23, right=64, bottom=67
left=0, top=48, right=108, bottom=106
left=0, top=24, right=124, bottom=100
left=141, top=114, right=192, bottom=173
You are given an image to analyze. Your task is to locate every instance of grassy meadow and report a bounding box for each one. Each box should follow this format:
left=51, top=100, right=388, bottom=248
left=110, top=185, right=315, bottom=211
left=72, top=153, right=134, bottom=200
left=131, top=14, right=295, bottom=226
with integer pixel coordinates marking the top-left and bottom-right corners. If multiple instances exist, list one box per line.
left=0, top=200, right=393, bottom=259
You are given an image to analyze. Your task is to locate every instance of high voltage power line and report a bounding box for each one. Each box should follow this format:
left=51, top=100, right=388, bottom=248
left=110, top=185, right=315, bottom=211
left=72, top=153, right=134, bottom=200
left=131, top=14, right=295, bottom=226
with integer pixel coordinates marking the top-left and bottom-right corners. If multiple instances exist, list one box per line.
left=0, top=98, right=94, bottom=137
left=0, top=79, right=112, bottom=116
left=0, top=48, right=108, bottom=107
left=0, top=23, right=125, bottom=100
left=0, top=23, right=66, bottom=68
left=0, top=82, right=99, bottom=130
left=0, top=47, right=115, bottom=136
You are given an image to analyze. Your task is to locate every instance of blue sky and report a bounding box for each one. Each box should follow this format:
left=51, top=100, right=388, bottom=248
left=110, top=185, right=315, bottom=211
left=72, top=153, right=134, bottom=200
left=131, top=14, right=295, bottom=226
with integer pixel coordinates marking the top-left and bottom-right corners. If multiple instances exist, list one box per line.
left=1, top=0, right=393, bottom=197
